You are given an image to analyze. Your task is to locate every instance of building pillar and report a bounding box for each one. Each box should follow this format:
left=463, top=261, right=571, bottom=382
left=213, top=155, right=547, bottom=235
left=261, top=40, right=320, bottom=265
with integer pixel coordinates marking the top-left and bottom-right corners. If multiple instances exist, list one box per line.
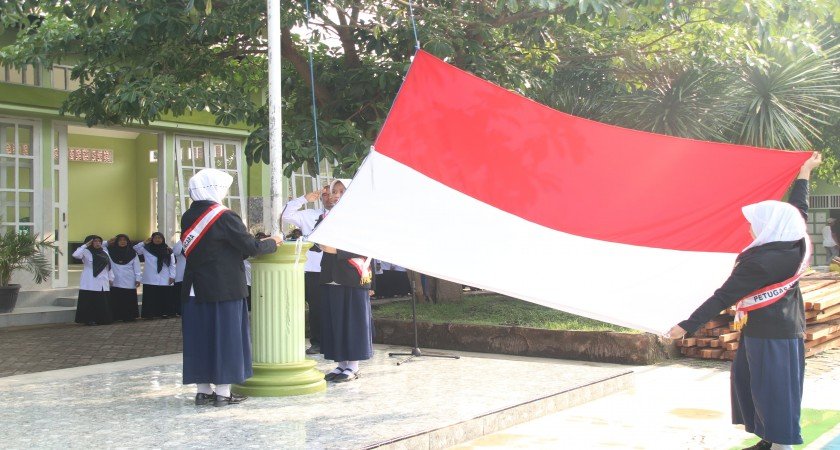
left=157, top=132, right=177, bottom=238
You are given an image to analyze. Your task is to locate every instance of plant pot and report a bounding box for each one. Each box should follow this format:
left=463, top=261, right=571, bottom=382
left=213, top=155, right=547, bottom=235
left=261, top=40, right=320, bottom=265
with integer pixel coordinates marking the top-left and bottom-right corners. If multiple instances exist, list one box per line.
left=0, top=284, right=21, bottom=314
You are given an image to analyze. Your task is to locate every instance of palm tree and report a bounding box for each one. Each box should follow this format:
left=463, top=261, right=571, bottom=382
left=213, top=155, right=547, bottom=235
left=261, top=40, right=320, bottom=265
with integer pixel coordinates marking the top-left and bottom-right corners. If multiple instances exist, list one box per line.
left=607, top=41, right=840, bottom=150
left=607, top=63, right=739, bottom=142
left=730, top=43, right=840, bottom=150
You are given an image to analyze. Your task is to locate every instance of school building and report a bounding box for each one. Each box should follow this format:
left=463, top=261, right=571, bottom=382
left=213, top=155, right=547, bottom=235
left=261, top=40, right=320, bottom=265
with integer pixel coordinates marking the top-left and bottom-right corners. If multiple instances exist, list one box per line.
left=0, top=61, right=333, bottom=293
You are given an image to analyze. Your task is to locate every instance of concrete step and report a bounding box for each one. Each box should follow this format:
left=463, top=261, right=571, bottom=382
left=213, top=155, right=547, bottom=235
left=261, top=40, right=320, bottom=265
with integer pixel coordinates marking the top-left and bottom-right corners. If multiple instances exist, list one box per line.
left=53, top=297, right=77, bottom=307
left=16, top=288, right=80, bottom=308
left=0, top=306, right=76, bottom=328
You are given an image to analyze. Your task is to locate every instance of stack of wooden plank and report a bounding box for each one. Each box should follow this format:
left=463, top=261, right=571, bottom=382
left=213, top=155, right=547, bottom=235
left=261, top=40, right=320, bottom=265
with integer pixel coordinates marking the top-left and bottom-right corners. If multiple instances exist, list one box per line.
left=677, top=274, right=840, bottom=361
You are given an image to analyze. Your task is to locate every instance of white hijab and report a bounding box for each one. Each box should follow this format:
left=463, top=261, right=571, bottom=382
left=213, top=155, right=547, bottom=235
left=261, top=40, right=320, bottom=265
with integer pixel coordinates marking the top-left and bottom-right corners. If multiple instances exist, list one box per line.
left=329, top=178, right=353, bottom=200
left=742, top=200, right=807, bottom=251
left=188, top=168, right=233, bottom=204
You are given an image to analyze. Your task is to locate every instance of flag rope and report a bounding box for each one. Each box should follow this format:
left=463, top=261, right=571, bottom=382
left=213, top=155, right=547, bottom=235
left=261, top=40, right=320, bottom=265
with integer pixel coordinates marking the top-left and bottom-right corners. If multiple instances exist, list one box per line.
left=408, top=0, right=421, bottom=50
left=303, top=0, right=322, bottom=175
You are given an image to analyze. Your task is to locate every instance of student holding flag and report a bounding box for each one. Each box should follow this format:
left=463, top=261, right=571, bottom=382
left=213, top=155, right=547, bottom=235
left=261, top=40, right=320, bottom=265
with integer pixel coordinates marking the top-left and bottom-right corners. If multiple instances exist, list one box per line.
left=319, top=179, right=375, bottom=383
left=180, top=168, right=281, bottom=407
left=667, top=153, right=822, bottom=450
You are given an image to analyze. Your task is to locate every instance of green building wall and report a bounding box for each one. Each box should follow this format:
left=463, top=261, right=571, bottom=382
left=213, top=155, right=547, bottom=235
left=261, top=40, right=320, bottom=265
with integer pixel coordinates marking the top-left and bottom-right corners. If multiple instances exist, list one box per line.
left=66, top=134, right=139, bottom=241
left=134, top=133, right=158, bottom=239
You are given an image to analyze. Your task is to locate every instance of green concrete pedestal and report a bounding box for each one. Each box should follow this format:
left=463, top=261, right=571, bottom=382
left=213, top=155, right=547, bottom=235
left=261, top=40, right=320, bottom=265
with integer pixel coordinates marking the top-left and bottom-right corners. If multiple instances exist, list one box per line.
left=234, top=242, right=327, bottom=396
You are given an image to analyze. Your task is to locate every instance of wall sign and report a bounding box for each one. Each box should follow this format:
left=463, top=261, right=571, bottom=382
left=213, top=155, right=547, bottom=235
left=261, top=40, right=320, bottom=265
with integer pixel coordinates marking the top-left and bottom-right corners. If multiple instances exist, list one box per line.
left=52, top=147, right=114, bottom=163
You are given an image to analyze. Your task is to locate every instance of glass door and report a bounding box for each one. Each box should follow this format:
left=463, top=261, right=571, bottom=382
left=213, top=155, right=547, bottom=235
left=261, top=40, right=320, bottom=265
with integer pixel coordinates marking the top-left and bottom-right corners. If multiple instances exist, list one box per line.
left=51, top=125, right=69, bottom=287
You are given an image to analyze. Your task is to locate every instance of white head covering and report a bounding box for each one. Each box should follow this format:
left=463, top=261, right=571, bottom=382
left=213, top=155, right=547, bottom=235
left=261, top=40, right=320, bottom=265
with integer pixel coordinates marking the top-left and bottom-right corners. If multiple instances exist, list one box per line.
left=329, top=178, right=352, bottom=192
left=188, top=168, right=233, bottom=203
left=742, top=200, right=807, bottom=251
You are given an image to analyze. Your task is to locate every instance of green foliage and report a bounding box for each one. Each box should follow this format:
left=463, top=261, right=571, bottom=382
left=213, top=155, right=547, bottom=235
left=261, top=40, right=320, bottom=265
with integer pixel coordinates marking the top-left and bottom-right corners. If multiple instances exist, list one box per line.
left=2, top=0, right=839, bottom=177
left=0, top=230, right=58, bottom=286
left=731, top=41, right=840, bottom=149
left=373, top=294, right=636, bottom=332
left=609, top=64, right=739, bottom=141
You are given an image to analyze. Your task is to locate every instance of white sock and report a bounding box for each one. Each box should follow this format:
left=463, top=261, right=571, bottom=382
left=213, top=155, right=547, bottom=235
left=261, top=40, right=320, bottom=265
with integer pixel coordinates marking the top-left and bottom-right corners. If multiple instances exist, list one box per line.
left=196, top=383, right=213, bottom=395
left=338, top=361, right=349, bottom=370
left=329, top=367, right=343, bottom=374
left=216, top=384, right=231, bottom=398
left=346, top=361, right=359, bottom=372
left=770, top=445, right=793, bottom=450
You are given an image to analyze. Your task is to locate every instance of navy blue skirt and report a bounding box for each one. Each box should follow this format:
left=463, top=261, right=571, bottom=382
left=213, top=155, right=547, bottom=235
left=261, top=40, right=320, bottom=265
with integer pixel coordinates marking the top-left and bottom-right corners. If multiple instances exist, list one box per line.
left=319, top=285, right=373, bottom=362
left=182, top=297, right=253, bottom=385
left=731, top=336, right=805, bottom=445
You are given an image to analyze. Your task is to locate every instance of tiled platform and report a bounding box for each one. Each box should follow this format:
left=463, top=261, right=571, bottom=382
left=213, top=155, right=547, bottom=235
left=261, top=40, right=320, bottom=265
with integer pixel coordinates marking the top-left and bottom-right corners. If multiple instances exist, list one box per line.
left=0, top=345, right=632, bottom=449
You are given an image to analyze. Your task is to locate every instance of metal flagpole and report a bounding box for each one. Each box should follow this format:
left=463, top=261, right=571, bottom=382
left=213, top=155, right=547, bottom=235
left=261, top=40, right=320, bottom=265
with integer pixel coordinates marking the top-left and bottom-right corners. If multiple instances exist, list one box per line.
left=267, top=0, right=283, bottom=237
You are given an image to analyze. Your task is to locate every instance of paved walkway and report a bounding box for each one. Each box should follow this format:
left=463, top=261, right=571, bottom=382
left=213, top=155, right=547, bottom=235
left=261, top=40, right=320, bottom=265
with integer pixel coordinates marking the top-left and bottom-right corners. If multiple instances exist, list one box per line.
left=0, top=319, right=183, bottom=377
left=0, top=347, right=630, bottom=449
left=0, top=297, right=408, bottom=377
left=1, top=320, right=838, bottom=449
left=455, top=350, right=840, bottom=450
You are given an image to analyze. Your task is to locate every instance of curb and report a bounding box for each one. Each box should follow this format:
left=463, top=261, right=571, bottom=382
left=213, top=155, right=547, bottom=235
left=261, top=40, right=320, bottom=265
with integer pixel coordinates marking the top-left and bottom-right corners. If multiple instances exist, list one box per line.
left=373, top=318, right=677, bottom=365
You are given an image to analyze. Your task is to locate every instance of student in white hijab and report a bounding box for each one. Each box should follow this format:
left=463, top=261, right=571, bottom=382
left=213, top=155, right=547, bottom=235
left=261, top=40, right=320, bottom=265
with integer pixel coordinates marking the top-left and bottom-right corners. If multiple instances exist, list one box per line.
left=180, top=168, right=282, bottom=407
left=667, top=153, right=821, bottom=450
left=318, top=178, right=376, bottom=383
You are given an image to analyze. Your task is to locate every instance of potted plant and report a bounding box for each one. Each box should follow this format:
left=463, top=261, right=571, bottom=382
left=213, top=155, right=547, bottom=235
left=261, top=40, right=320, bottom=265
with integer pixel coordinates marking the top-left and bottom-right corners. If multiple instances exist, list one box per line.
left=0, top=229, right=57, bottom=313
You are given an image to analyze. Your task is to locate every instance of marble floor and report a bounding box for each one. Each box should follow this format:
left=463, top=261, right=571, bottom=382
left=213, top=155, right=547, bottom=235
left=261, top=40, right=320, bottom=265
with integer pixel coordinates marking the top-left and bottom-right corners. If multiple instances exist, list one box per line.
left=0, top=345, right=631, bottom=449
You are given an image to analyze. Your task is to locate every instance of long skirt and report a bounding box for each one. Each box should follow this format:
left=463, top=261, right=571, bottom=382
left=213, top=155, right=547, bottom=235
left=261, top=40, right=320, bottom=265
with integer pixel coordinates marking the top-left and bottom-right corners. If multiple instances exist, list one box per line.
left=110, top=287, right=139, bottom=321
left=320, top=284, right=373, bottom=362
left=731, top=336, right=805, bottom=445
left=182, top=297, right=253, bottom=385
left=141, top=284, right=173, bottom=318
left=304, top=271, right=321, bottom=345
left=75, top=289, right=113, bottom=325
left=170, top=282, right=183, bottom=316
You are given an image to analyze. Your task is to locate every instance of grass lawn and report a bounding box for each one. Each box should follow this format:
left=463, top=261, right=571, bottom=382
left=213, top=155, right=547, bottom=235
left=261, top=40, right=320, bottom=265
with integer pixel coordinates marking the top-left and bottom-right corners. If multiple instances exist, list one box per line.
left=730, top=409, right=840, bottom=449
left=372, top=294, right=637, bottom=333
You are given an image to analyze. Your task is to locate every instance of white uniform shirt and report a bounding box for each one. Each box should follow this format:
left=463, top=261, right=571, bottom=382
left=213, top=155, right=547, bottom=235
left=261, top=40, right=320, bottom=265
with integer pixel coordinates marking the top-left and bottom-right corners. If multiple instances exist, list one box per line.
left=172, top=241, right=187, bottom=283
left=244, top=259, right=252, bottom=286
left=823, top=225, right=836, bottom=248
left=133, top=242, right=176, bottom=286
left=281, top=195, right=326, bottom=272
left=72, top=246, right=114, bottom=291
left=102, top=241, right=141, bottom=289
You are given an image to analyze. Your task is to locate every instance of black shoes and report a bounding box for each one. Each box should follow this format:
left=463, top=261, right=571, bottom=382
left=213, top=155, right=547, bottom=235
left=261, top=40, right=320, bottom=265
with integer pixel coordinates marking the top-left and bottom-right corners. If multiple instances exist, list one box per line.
left=214, top=393, right=248, bottom=407
left=306, top=345, right=321, bottom=355
left=195, top=392, right=216, bottom=405
left=332, top=369, right=360, bottom=383
left=324, top=368, right=361, bottom=382
left=196, top=391, right=247, bottom=406
left=742, top=440, right=772, bottom=450
left=324, top=367, right=343, bottom=381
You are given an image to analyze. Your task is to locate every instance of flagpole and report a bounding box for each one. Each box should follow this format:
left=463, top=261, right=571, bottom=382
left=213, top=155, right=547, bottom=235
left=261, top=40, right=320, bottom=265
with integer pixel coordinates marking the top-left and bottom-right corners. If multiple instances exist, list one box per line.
left=235, top=0, right=326, bottom=397
left=268, top=0, right=283, bottom=236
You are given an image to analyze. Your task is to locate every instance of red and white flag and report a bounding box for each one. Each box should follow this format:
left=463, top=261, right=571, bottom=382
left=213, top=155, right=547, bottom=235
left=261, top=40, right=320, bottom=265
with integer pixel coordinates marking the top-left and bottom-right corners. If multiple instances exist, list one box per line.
left=309, top=50, right=811, bottom=334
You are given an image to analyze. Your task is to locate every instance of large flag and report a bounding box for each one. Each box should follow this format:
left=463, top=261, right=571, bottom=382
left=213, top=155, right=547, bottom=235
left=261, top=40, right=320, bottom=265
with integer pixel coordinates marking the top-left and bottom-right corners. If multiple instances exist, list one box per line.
left=309, top=50, right=812, bottom=334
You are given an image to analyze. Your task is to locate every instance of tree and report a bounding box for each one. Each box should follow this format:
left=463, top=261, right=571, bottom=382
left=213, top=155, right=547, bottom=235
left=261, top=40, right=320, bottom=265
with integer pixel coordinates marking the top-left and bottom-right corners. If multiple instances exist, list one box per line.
left=2, top=1, right=839, bottom=177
